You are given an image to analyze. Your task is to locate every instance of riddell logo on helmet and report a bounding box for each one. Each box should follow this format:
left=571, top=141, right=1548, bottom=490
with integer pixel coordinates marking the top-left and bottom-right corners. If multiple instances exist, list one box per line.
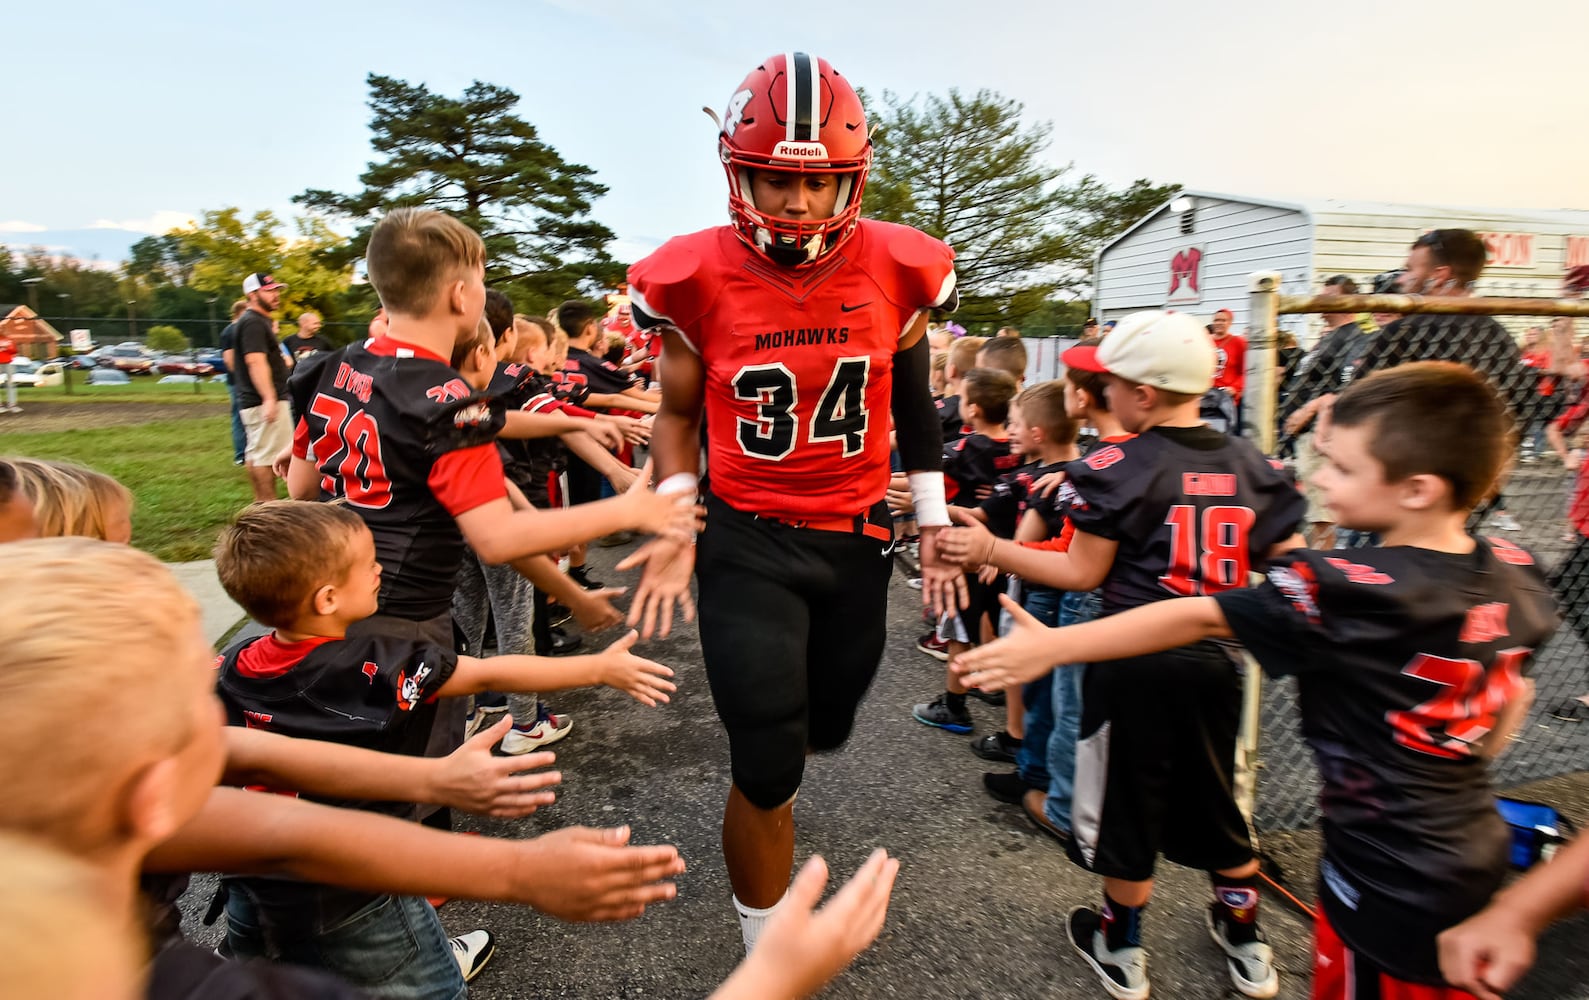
left=773, top=141, right=829, bottom=158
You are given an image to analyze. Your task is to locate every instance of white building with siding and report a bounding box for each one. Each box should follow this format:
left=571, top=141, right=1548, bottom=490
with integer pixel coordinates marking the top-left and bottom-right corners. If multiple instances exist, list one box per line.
left=1092, top=191, right=1589, bottom=342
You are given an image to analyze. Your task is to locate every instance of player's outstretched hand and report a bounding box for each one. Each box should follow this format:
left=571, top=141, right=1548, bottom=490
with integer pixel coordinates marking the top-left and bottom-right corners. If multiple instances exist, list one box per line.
left=617, top=537, right=698, bottom=639
left=939, top=507, right=997, bottom=569
left=918, top=525, right=969, bottom=617
left=1437, top=905, right=1536, bottom=1000
left=952, top=594, right=1059, bottom=692
left=595, top=630, right=677, bottom=706
left=710, top=850, right=900, bottom=1000
left=567, top=585, right=627, bottom=632
left=430, top=714, right=560, bottom=818
left=517, top=825, right=686, bottom=922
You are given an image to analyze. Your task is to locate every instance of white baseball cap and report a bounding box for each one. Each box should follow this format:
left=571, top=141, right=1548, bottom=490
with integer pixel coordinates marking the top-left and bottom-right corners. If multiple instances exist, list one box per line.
left=1062, top=310, right=1215, bottom=395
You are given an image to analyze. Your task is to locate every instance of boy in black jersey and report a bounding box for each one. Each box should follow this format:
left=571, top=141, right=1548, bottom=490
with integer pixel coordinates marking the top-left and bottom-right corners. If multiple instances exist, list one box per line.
left=941, top=311, right=1305, bottom=1000
left=912, top=367, right=1020, bottom=733
left=213, top=501, right=676, bottom=997
left=970, top=381, right=1083, bottom=799
left=955, top=361, right=1560, bottom=1000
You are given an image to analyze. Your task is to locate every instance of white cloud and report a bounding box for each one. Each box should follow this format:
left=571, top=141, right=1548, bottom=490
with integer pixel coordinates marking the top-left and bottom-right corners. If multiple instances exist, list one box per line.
left=0, top=220, right=47, bottom=233
left=87, top=210, right=197, bottom=234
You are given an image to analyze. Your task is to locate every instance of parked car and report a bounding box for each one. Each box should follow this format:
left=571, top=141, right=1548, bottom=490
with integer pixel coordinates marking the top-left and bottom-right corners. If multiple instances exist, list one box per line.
left=32, top=362, right=66, bottom=387
left=101, top=345, right=155, bottom=375
left=155, top=355, right=217, bottom=377
left=196, top=349, right=226, bottom=373
left=87, top=368, right=131, bottom=386
left=62, top=355, right=98, bottom=370
left=4, top=359, right=41, bottom=387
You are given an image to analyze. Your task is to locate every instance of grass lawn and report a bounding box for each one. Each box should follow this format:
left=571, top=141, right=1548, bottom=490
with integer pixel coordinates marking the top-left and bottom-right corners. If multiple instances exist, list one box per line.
left=18, top=377, right=232, bottom=404
left=3, top=416, right=258, bottom=562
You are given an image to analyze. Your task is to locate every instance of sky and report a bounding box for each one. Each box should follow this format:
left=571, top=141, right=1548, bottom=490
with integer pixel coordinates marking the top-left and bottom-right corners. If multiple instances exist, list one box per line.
left=6, top=0, right=1588, bottom=267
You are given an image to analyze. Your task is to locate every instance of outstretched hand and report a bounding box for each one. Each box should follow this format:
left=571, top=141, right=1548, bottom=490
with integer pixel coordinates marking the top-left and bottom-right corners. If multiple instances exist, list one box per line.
left=431, top=714, right=560, bottom=817
left=711, top=849, right=900, bottom=1000
left=917, top=526, right=968, bottom=617
left=618, top=537, right=697, bottom=639
left=595, top=630, right=678, bottom=706
left=937, top=507, right=997, bottom=569
left=518, top=825, right=686, bottom=923
left=951, top=594, right=1060, bottom=692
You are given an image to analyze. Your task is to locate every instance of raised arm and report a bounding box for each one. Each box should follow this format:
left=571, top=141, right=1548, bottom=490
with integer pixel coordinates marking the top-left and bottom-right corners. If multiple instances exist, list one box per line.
left=144, top=786, right=686, bottom=923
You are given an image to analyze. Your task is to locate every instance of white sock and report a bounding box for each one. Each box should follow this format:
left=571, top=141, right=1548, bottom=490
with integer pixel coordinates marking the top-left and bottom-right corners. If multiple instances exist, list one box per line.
left=733, top=893, right=783, bottom=954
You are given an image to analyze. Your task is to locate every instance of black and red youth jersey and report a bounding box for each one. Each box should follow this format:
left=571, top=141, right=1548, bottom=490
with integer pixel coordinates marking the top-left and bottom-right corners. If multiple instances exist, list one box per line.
left=937, top=394, right=967, bottom=443
left=292, top=337, right=507, bottom=620
left=491, top=360, right=587, bottom=504
left=979, top=460, right=1066, bottom=539
left=1057, top=425, right=1303, bottom=614
left=215, top=631, right=459, bottom=816
left=1215, top=538, right=1560, bottom=975
left=561, top=346, right=643, bottom=401
left=944, top=432, right=1018, bottom=507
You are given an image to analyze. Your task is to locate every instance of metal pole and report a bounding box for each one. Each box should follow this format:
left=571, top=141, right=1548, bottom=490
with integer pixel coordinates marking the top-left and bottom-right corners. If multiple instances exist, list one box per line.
left=58, top=294, right=73, bottom=397
left=1246, top=271, right=1282, bottom=453
left=1232, top=271, right=1283, bottom=830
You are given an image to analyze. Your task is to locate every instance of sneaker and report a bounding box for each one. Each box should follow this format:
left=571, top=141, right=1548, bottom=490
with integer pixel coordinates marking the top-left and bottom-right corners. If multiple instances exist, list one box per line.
left=501, top=704, right=574, bottom=753
left=464, top=704, right=509, bottom=739
left=596, top=530, right=636, bottom=548
left=915, top=632, right=949, bottom=661
left=1205, top=905, right=1279, bottom=999
left=450, top=929, right=496, bottom=983
left=971, top=730, right=1022, bottom=763
left=912, top=694, right=972, bottom=733
left=568, top=565, right=604, bottom=590
left=906, top=577, right=923, bottom=590
left=1022, top=788, right=1073, bottom=849
left=1068, top=906, right=1149, bottom=1000
left=968, top=687, right=1006, bottom=707
left=537, top=626, right=583, bottom=657
left=548, top=602, right=573, bottom=627
left=1488, top=512, right=1523, bottom=532
left=981, top=770, right=1030, bottom=804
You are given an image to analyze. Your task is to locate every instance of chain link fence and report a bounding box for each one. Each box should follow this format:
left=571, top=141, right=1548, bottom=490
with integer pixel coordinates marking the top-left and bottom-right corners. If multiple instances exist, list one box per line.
left=1242, top=276, right=1589, bottom=830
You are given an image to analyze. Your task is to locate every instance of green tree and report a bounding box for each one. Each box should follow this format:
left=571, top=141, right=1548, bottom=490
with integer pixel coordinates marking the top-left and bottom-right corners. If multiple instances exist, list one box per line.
left=144, top=325, right=190, bottom=353
left=179, top=208, right=355, bottom=323
left=297, top=74, right=624, bottom=316
left=866, top=89, right=1177, bottom=326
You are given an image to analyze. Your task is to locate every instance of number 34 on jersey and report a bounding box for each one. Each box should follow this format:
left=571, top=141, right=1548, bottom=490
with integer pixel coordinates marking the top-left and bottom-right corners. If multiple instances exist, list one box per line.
left=732, top=355, right=871, bottom=460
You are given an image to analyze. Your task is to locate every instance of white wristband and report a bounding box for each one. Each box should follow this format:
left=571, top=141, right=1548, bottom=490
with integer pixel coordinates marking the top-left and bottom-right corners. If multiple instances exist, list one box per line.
left=657, top=472, right=700, bottom=496
left=908, top=471, right=951, bottom=527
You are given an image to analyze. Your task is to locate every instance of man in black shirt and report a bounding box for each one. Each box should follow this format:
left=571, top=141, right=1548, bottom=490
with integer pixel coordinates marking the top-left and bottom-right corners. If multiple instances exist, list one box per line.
left=217, top=298, right=249, bottom=464
left=235, top=272, right=292, bottom=501
left=286, top=311, right=334, bottom=359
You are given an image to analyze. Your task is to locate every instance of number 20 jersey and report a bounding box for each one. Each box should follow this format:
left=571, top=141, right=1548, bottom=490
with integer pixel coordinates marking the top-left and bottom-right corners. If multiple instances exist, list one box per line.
left=628, top=220, right=957, bottom=520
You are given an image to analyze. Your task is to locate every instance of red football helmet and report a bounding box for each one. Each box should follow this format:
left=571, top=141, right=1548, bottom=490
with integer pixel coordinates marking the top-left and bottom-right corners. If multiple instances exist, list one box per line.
left=717, top=52, right=871, bottom=267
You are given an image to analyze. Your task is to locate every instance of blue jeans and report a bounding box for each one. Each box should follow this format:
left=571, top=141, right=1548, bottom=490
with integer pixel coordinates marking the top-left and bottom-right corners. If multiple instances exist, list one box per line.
left=1012, top=588, right=1063, bottom=789
left=225, top=886, right=466, bottom=1000
left=1043, top=589, right=1101, bottom=832
left=229, top=388, right=246, bottom=463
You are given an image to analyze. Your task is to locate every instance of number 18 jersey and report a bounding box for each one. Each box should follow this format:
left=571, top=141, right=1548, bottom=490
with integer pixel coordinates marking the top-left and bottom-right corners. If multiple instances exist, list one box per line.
left=1056, top=424, right=1305, bottom=614
left=628, top=220, right=956, bottom=520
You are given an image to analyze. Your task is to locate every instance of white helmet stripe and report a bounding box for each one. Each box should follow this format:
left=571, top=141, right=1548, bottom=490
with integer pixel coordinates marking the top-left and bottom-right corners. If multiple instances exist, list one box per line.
left=784, top=51, right=798, bottom=142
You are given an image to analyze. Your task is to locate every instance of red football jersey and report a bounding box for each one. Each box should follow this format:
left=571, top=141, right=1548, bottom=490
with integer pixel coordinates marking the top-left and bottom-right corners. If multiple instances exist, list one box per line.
left=629, top=220, right=956, bottom=520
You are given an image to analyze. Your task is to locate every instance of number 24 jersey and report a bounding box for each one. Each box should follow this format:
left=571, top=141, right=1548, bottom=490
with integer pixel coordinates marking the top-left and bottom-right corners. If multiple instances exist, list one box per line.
left=628, top=220, right=956, bottom=520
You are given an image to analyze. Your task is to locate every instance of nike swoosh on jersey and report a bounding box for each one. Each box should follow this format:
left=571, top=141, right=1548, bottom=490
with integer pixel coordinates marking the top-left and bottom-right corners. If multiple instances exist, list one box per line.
left=840, top=301, right=871, bottom=312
